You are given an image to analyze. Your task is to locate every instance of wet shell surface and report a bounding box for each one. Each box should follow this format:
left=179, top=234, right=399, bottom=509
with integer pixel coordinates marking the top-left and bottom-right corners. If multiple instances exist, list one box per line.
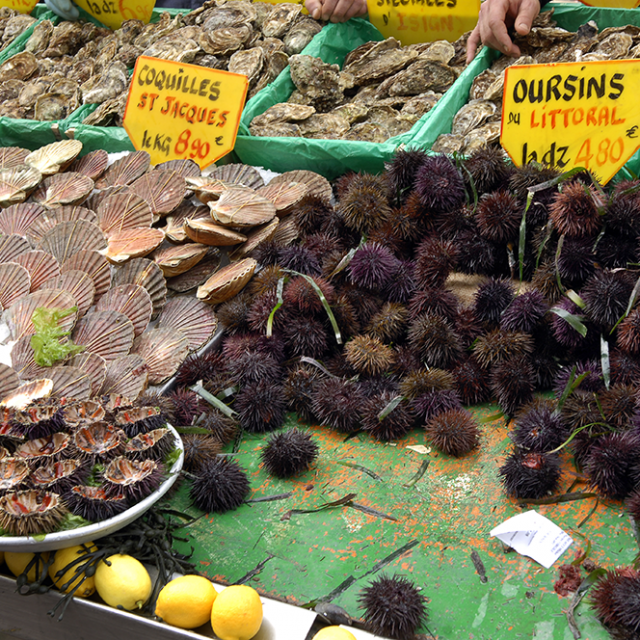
left=72, top=310, right=135, bottom=363
left=74, top=422, right=126, bottom=459
left=0, top=165, right=42, bottom=207
left=69, top=149, right=109, bottom=181
left=197, top=257, right=257, bottom=304
left=37, top=219, right=107, bottom=265
left=0, top=233, right=30, bottom=262
left=96, top=151, right=150, bottom=189
left=33, top=172, right=94, bottom=209
left=30, top=459, right=86, bottom=490
left=130, top=170, right=186, bottom=217
left=61, top=249, right=111, bottom=299
left=104, top=227, right=165, bottom=264
left=0, top=490, right=67, bottom=535
left=0, top=262, right=31, bottom=308
left=209, top=188, right=277, bottom=228
left=62, top=399, right=106, bottom=426
left=102, top=457, right=160, bottom=500
left=166, top=253, right=221, bottom=293
left=99, top=354, right=149, bottom=399
left=112, top=258, right=167, bottom=320
left=15, top=433, right=71, bottom=463
left=26, top=206, right=99, bottom=246
left=68, top=352, right=107, bottom=397
left=0, top=203, right=46, bottom=237
left=269, top=170, right=332, bottom=201
left=157, top=297, right=218, bottom=350
left=163, top=203, right=210, bottom=243
left=95, top=284, right=153, bottom=337
left=97, top=192, right=153, bottom=239
left=13, top=250, right=60, bottom=292
left=0, top=364, right=20, bottom=402
left=153, top=242, right=208, bottom=277
left=228, top=217, right=279, bottom=261
left=48, top=365, right=92, bottom=400
left=257, top=181, right=308, bottom=211
left=40, top=269, right=96, bottom=317
left=209, top=163, right=264, bottom=190
left=131, top=327, right=189, bottom=384
left=25, top=139, right=83, bottom=176
left=183, top=218, right=247, bottom=246
left=0, top=379, right=54, bottom=410
left=5, top=289, right=77, bottom=341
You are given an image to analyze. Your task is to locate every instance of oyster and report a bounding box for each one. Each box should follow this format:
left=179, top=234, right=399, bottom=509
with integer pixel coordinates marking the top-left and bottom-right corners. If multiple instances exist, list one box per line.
left=0, top=52, right=38, bottom=82
left=81, top=62, right=128, bottom=104
left=342, top=38, right=418, bottom=86
left=451, top=99, right=497, bottom=137
left=25, top=20, right=54, bottom=56
left=288, top=54, right=347, bottom=111
left=283, top=17, right=321, bottom=55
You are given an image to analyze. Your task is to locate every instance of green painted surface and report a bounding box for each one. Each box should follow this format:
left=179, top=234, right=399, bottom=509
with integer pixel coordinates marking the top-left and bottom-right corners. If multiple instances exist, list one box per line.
left=170, top=407, right=634, bottom=639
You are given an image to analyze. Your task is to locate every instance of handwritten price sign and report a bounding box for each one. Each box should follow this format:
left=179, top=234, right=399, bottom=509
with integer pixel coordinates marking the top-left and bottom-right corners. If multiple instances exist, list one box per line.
left=367, top=0, right=479, bottom=46
left=123, top=56, right=248, bottom=169
left=501, top=60, right=640, bottom=184
left=74, top=0, right=154, bottom=30
left=581, top=0, right=640, bottom=8
left=0, top=0, right=38, bottom=14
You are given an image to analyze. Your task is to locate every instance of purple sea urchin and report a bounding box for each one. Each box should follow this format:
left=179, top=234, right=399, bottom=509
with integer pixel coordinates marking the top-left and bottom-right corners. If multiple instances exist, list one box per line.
left=453, top=357, right=491, bottom=405
left=511, top=399, right=567, bottom=452
left=227, top=352, right=283, bottom=385
left=424, top=408, right=480, bottom=456
left=499, top=449, right=562, bottom=499
left=490, top=356, right=535, bottom=416
left=365, top=302, right=408, bottom=343
left=294, top=194, right=334, bottom=236
left=261, top=428, right=319, bottom=478
left=382, top=259, right=417, bottom=304
left=399, top=369, right=454, bottom=399
left=284, top=276, right=335, bottom=314
left=599, top=384, right=637, bottom=429
left=408, top=288, right=459, bottom=323
left=278, top=245, right=321, bottom=276
left=500, top=290, right=549, bottom=333
left=283, top=365, right=321, bottom=424
left=282, top=314, right=329, bottom=359
left=617, top=307, right=640, bottom=356
left=348, top=243, right=399, bottom=291
left=413, top=389, right=463, bottom=423
left=181, top=434, right=222, bottom=472
left=65, top=485, right=128, bottom=522
left=216, top=293, right=252, bottom=335
left=473, top=329, right=534, bottom=368
left=234, top=379, right=286, bottom=433
left=189, top=456, right=250, bottom=513
left=413, top=238, right=457, bottom=288
left=201, top=409, right=238, bottom=446
left=556, top=236, right=596, bottom=287
left=337, top=177, right=391, bottom=234
left=549, top=182, right=603, bottom=237
left=361, top=392, right=413, bottom=442
left=582, top=270, right=633, bottom=331
left=344, top=335, right=395, bottom=376
left=414, top=155, right=465, bottom=213
left=407, top=313, right=462, bottom=369
left=591, top=567, right=640, bottom=635
left=166, top=389, right=206, bottom=427
left=174, top=351, right=228, bottom=389
left=312, top=378, right=364, bottom=433
left=473, top=278, right=514, bottom=326
left=463, top=145, right=514, bottom=195
left=385, top=148, right=430, bottom=205
left=475, top=190, right=522, bottom=243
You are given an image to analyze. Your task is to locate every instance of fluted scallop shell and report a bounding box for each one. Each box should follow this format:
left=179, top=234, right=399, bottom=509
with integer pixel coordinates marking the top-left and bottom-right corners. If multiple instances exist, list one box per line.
left=270, top=215, right=299, bottom=246
left=0, top=262, right=31, bottom=308
left=183, top=218, right=247, bottom=246
left=37, top=219, right=106, bottom=265
left=10, top=336, right=45, bottom=381
left=85, top=184, right=131, bottom=213
left=112, top=258, right=166, bottom=320
left=5, top=289, right=77, bottom=342
left=228, top=218, right=279, bottom=262
left=33, top=172, right=94, bottom=209
left=0, top=165, right=42, bottom=207
left=0, top=379, right=53, bottom=409
left=48, top=365, right=92, bottom=400
left=153, top=242, right=208, bottom=277
left=96, top=151, right=150, bottom=189
left=197, top=258, right=257, bottom=304
left=154, top=158, right=200, bottom=180
left=25, top=140, right=83, bottom=176
left=96, top=284, right=152, bottom=337
left=209, top=188, right=277, bottom=228
left=13, top=250, right=60, bottom=292
left=0, top=203, right=46, bottom=236
left=99, top=354, right=148, bottom=399
left=98, top=192, right=153, bottom=239
left=0, top=364, right=20, bottom=402
left=72, top=310, right=135, bottom=363
left=209, top=163, right=264, bottom=190
left=26, top=206, right=99, bottom=246
left=163, top=203, right=209, bottom=243
left=187, top=177, right=240, bottom=205
left=0, top=490, right=66, bottom=535
left=62, top=399, right=105, bottom=425
left=74, top=422, right=126, bottom=458
left=68, top=353, right=107, bottom=397
left=69, top=149, right=109, bottom=181
left=61, top=249, right=111, bottom=299
left=0, top=147, right=29, bottom=170
left=157, top=297, right=218, bottom=351
left=130, top=170, right=186, bottom=217
left=0, top=233, right=30, bottom=262
left=104, top=227, right=165, bottom=264
left=257, top=181, right=308, bottom=212
left=40, top=269, right=96, bottom=317
left=0, top=458, right=31, bottom=493
left=131, top=327, right=189, bottom=384
left=270, top=170, right=332, bottom=202
left=166, top=252, right=221, bottom=293
left=15, top=433, right=71, bottom=462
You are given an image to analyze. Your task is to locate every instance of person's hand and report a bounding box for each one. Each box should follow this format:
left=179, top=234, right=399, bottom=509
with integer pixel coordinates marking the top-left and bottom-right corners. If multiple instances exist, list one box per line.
left=465, top=0, right=541, bottom=63
left=305, top=0, right=368, bottom=23
left=44, top=0, right=80, bottom=20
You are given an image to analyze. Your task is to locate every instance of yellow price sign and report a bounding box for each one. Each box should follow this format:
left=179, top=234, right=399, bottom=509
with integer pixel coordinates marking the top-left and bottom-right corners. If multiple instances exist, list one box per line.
left=123, top=56, right=248, bottom=169
left=74, top=0, right=154, bottom=30
left=501, top=60, right=640, bottom=185
left=367, top=0, right=479, bottom=46
left=0, top=0, right=38, bottom=13
left=581, top=0, right=640, bottom=8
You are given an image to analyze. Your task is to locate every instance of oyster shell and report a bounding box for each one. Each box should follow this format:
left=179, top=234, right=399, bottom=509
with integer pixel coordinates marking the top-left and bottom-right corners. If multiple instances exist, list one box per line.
left=25, top=20, right=54, bottom=55
left=0, top=52, right=38, bottom=82
left=288, top=54, right=347, bottom=110
left=228, top=47, right=265, bottom=84
left=342, top=38, right=418, bottom=86
left=283, top=17, right=321, bottom=55
left=451, top=99, right=497, bottom=137
left=262, top=3, right=302, bottom=39
left=81, top=61, right=128, bottom=104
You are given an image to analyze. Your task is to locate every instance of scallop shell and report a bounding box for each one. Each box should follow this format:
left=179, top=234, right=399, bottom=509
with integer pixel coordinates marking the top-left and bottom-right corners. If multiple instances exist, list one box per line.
left=62, top=399, right=106, bottom=425
left=209, top=188, right=277, bottom=228
left=0, top=234, right=30, bottom=264
left=15, top=433, right=70, bottom=462
left=0, top=165, right=43, bottom=207
left=49, top=365, right=92, bottom=400
left=74, top=422, right=126, bottom=459
left=0, top=458, right=31, bottom=493
left=69, top=149, right=109, bottom=181
left=104, top=227, right=165, bottom=264
left=99, top=354, right=148, bottom=399
left=13, top=250, right=61, bottom=292
left=163, top=203, right=209, bottom=243
left=96, top=284, right=152, bottom=337
left=271, top=215, right=299, bottom=246
left=96, top=151, right=151, bottom=189
left=85, top=184, right=131, bottom=213
left=61, top=249, right=111, bottom=299
left=257, top=181, right=308, bottom=212
left=166, top=252, right=222, bottom=293
left=0, top=364, right=20, bottom=402
left=5, top=289, right=77, bottom=342
left=40, top=270, right=96, bottom=317
left=209, top=163, right=264, bottom=189
left=68, top=353, right=107, bottom=397
left=32, top=172, right=94, bottom=209
left=1, top=379, right=54, bottom=409
left=130, top=170, right=186, bottom=217
left=183, top=218, right=247, bottom=246
left=25, top=139, right=83, bottom=176
left=0, top=262, right=31, bottom=308
left=153, top=242, right=208, bottom=277
left=157, top=297, right=218, bottom=351
left=37, top=219, right=106, bottom=264
left=154, top=158, right=201, bottom=180
left=197, top=258, right=257, bottom=304
left=72, top=310, right=135, bottom=363
left=187, top=177, right=240, bottom=204
left=0, top=147, right=29, bottom=170
left=10, top=336, right=44, bottom=381
left=98, top=192, right=153, bottom=239
left=228, top=217, right=279, bottom=261
left=26, top=206, right=99, bottom=246
left=269, top=169, right=333, bottom=202
left=112, top=258, right=167, bottom=320
left=131, top=327, right=189, bottom=384
left=0, top=203, right=46, bottom=237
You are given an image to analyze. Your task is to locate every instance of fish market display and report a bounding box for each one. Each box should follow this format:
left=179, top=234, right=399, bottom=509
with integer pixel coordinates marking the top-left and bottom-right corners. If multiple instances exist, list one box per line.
left=0, top=8, right=36, bottom=54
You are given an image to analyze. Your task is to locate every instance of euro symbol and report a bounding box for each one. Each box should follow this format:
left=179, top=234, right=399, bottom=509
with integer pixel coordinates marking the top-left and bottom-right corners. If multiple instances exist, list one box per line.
left=626, top=125, right=638, bottom=139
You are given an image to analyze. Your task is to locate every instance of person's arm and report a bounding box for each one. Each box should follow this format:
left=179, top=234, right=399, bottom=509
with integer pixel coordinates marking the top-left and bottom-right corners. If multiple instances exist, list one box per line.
left=305, top=0, right=367, bottom=22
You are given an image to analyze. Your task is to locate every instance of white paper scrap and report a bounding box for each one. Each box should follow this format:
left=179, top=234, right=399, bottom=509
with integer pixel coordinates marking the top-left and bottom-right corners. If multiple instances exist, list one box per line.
left=490, top=510, right=573, bottom=569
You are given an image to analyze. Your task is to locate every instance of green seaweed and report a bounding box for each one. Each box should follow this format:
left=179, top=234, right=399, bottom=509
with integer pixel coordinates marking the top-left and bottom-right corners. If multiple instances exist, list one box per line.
left=29, top=306, right=84, bottom=367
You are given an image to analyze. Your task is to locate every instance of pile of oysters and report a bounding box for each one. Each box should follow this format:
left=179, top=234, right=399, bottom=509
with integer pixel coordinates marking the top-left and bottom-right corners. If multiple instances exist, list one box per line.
left=0, top=8, right=36, bottom=54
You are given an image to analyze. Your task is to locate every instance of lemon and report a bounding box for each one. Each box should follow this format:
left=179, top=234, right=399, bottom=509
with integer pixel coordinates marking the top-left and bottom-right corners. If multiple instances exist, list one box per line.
left=210, top=584, right=263, bottom=640
left=94, top=554, right=152, bottom=610
left=312, top=627, right=357, bottom=640
left=155, top=574, right=217, bottom=629
left=5, top=551, right=50, bottom=582
left=48, top=543, right=97, bottom=597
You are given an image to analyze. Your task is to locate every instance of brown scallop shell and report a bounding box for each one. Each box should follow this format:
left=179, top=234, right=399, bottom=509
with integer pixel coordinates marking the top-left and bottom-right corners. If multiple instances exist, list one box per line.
left=26, top=206, right=99, bottom=246
left=0, top=458, right=30, bottom=493
left=13, top=250, right=61, bottom=292
left=163, top=203, right=210, bottom=243
left=187, top=177, right=240, bottom=205
left=209, top=163, right=264, bottom=190
left=270, top=215, right=299, bottom=246
left=0, top=203, right=46, bottom=237
left=112, top=258, right=167, bottom=320
left=62, top=400, right=106, bottom=425
left=72, top=310, right=135, bottom=363
left=49, top=365, right=92, bottom=400
left=74, top=422, right=126, bottom=459
left=98, top=192, right=153, bottom=239
left=0, top=490, right=67, bottom=535
left=99, top=354, right=148, bottom=399
left=166, top=252, right=222, bottom=293
left=96, top=284, right=152, bottom=337
left=130, top=170, right=186, bottom=217
left=40, top=269, right=96, bottom=317
left=228, top=217, right=279, bottom=262
left=69, top=149, right=109, bottom=181
left=68, top=353, right=107, bottom=397
left=37, top=219, right=106, bottom=265
left=15, top=433, right=71, bottom=462
left=33, top=172, right=94, bottom=209
left=61, top=249, right=111, bottom=299
left=10, top=336, right=45, bottom=381
left=84, top=184, right=131, bottom=213
left=0, top=379, right=54, bottom=409
left=25, top=140, right=83, bottom=176
left=270, top=170, right=333, bottom=201
left=157, top=297, right=218, bottom=351
left=5, top=289, right=77, bottom=342
left=0, top=262, right=31, bottom=308
left=0, top=233, right=30, bottom=262
left=0, top=165, right=42, bottom=207
left=154, top=158, right=200, bottom=179
left=96, top=151, right=151, bottom=189
left=131, top=327, right=189, bottom=384
left=104, top=227, right=165, bottom=264
left=197, top=258, right=257, bottom=305
left=0, top=147, right=29, bottom=170
left=257, top=181, right=308, bottom=213
left=0, top=364, right=20, bottom=402
left=153, top=242, right=208, bottom=277
left=209, top=188, right=277, bottom=228
left=183, top=218, right=247, bottom=246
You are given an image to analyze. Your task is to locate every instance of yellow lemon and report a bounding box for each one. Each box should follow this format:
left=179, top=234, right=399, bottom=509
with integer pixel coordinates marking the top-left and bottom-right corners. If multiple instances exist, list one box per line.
left=155, top=574, right=217, bottom=629
left=94, top=554, right=152, bottom=610
left=210, top=584, right=263, bottom=640
left=312, top=627, right=357, bottom=640
left=48, top=543, right=97, bottom=597
left=5, top=551, right=49, bottom=582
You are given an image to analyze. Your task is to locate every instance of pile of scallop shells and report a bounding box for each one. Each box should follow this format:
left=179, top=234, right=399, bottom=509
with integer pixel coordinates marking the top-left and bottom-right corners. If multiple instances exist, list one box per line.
left=248, top=34, right=469, bottom=143
left=0, top=0, right=324, bottom=123
left=0, top=8, right=36, bottom=54
left=433, top=9, right=640, bottom=155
